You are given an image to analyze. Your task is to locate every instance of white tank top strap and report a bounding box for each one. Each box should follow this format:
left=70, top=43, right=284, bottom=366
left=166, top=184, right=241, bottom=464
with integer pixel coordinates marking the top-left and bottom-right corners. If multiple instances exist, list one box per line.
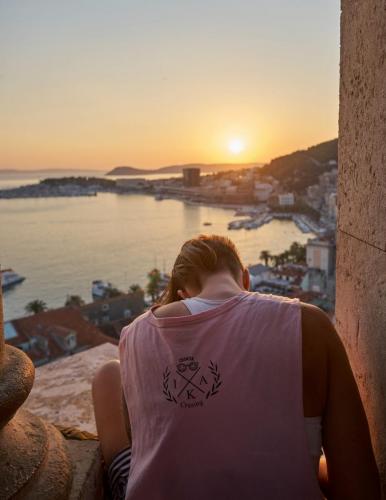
left=181, top=297, right=230, bottom=315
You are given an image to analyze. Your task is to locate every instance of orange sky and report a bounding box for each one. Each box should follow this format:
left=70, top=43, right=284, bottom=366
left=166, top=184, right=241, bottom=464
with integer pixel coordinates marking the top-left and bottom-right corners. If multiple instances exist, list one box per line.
left=0, top=1, right=340, bottom=170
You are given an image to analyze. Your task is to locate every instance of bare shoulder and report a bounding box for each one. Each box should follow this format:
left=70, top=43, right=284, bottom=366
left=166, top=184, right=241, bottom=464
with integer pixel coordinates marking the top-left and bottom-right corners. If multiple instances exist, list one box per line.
left=152, top=301, right=191, bottom=318
left=300, top=301, right=345, bottom=354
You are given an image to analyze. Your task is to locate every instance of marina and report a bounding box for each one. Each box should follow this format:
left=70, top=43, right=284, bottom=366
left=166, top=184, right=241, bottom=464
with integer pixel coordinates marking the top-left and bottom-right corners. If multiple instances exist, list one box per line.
left=228, top=211, right=324, bottom=234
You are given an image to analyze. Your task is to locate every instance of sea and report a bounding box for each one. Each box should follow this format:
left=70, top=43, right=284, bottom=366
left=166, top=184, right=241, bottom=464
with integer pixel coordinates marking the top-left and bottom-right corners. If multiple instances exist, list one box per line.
left=0, top=170, right=313, bottom=321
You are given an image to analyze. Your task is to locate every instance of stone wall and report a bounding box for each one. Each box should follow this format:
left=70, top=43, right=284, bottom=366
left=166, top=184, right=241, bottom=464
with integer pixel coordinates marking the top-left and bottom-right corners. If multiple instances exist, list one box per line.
left=337, top=0, right=386, bottom=495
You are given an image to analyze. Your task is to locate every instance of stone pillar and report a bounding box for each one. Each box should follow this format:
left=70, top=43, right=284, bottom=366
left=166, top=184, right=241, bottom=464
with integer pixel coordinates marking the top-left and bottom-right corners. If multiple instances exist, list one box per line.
left=0, top=278, right=73, bottom=498
left=337, top=0, right=386, bottom=495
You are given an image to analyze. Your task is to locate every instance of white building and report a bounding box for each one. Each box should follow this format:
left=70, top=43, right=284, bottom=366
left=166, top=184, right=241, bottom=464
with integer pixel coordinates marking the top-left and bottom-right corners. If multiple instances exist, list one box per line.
left=247, top=264, right=274, bottom=289
left=254, top=183, right=273, bottom=202
left=278, top=193, right=295, bottom=206
left=327, top=192, right=337, bottom=220
left=306, top=238, right=335, bottom=276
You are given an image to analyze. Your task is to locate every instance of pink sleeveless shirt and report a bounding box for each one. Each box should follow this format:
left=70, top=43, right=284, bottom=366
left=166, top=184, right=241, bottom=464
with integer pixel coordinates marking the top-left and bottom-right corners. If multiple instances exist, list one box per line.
left=119, top=291, right=322, bottom=500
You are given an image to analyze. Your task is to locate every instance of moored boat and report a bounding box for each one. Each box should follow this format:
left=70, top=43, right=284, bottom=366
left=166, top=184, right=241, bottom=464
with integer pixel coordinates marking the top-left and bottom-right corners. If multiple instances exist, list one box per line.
left=92, top=280, right=113, bottom=299
left=1, top=269, right=26, bottom=290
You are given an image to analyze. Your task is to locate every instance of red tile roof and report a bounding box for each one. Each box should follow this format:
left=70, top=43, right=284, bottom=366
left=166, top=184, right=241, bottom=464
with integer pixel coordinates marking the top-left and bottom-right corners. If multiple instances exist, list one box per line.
left=8, top=307, right=117, bottom=365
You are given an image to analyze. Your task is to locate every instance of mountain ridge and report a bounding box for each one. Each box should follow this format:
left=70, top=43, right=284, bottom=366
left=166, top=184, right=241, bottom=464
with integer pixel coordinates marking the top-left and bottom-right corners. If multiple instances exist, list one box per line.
left=106, top=163, right=261, bottom=176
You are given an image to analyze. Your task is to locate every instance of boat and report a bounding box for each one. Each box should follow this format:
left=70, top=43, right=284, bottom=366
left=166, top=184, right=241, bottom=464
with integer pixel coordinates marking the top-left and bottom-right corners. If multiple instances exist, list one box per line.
left=1, top=269, right=26, bottom=290
left=92, top=280, right=113, bottom=299
left=228, top=220, right=244, bottom=230
left=203, top=222, right=212, bottom=226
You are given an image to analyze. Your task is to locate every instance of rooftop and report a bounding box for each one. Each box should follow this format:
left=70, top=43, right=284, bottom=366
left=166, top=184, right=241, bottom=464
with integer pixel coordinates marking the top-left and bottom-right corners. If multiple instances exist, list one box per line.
left=7, top=307, right=117, bottom=365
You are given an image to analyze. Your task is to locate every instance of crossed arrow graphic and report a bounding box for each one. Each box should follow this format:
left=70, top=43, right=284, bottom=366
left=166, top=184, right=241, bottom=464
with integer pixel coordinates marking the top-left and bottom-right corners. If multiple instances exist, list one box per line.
left=176, top=368, right=205, bottom=397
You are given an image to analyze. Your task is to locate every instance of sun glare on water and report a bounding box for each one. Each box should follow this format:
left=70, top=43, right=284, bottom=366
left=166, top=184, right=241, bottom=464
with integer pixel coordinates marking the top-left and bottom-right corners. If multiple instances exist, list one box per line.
left=228, top=138, right=245, bottom=155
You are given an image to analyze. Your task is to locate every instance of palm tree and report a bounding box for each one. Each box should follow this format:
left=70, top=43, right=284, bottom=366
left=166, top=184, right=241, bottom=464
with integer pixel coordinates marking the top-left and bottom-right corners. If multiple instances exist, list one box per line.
left=281, top=250, right=291, bottom=264
left=65, top=295, right=85, bottom=307
left=146, top=268, right=162, bottom=303
left=259, top=250, right=271, bottom=267
left=289, top=241, right=306, bottom=264
left=25, top=299, right=47, bottom=315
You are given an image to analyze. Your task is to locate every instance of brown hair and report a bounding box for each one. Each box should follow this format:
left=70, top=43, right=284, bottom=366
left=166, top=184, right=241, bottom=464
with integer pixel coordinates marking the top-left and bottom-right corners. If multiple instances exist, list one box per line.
left=159, top=234, right=244, bottom=305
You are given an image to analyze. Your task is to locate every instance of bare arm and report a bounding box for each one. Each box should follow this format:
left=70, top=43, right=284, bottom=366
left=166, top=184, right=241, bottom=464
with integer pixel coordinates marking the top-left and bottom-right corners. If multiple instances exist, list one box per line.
left=304, top=305, right=380, bottom=499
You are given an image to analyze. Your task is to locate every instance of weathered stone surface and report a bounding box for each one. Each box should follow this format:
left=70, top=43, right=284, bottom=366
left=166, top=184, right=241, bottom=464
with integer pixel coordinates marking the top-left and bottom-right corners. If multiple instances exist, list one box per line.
left=0, top=345, right=35, bottom=428
left=0, top=409, right=73, bottom=500
left=339, top=0, right=386, bottom=252
left=336, top=231, right=386, bottom=480
left=338, top=0, right=386, bottom=494
left=67, top=440, right=103, bottom=500
left=25, top=343, right=119, bottom=434
left=14, top=415, right=73, bottom=500
left=0, top=409, right=48, bottom=498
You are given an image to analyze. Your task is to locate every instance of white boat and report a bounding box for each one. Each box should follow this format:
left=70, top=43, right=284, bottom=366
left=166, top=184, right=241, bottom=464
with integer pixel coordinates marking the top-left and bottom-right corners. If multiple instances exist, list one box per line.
left=228, top=220, right=244, bottom=230
left=1, top=269, right=26, bottom=290
left=92, top=280, right=113, bottom=299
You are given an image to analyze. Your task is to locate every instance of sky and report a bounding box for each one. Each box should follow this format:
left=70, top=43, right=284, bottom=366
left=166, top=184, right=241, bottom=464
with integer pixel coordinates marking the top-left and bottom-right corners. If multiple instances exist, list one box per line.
left=0, top=0, right=340, bottom=170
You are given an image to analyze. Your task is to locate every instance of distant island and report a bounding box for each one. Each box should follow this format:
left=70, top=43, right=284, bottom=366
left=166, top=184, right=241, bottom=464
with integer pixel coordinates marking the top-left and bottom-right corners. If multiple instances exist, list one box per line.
left=106, top=163, right=261, bottom=176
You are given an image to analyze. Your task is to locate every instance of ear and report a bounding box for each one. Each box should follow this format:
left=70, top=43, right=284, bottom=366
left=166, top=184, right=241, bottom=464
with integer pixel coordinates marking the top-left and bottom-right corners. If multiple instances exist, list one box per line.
left=242, top=268, right=250, bottom=291
left=177, top=289, right=190, bottom=299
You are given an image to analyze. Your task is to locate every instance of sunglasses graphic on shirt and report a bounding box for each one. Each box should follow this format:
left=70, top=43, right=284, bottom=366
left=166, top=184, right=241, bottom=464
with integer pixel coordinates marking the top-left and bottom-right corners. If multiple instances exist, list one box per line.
left=177, top=361, right=199, bottom=373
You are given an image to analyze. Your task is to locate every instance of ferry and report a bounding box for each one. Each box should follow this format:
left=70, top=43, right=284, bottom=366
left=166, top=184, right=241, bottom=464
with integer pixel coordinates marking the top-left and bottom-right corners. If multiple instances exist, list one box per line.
left=1, top=269, right=26, bottom=290
left=92, top=280, right=113, bottom=300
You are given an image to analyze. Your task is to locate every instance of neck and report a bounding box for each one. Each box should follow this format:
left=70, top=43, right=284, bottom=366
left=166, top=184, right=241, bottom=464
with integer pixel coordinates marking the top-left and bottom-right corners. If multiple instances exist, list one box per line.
left=196, top=272, right=243, bottom=300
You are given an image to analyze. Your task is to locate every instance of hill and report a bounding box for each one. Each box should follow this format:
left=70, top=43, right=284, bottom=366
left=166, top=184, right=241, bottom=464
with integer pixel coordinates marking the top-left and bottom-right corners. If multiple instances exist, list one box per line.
left=259, top=138, right=337, bottom=193
left=106, top=163, right=260, bottom=176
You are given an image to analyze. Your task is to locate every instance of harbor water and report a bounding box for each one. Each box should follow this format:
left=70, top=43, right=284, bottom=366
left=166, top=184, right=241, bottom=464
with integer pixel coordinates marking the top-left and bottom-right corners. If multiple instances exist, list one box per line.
left=0, top=172, right=313, bottom=321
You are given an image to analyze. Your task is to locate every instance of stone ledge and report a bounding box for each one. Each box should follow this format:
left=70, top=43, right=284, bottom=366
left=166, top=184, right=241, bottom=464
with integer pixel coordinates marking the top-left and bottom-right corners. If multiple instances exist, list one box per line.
left=24, top=343, right=119, bottom=434
left=67, top=440, right=103, bottom=500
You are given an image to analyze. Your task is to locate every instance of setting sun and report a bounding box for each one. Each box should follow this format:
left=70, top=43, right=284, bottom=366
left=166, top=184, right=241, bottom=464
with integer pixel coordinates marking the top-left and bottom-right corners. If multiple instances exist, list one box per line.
left=228, top=139, right=245, bottom=155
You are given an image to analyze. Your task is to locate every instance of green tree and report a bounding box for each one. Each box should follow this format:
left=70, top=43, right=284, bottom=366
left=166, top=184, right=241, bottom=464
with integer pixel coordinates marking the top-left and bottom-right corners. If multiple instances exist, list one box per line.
left=129, top=284, right=142, bottom=294
left=65, top=295, right=85, bottom=307
left=259, top=250, right=271, bottom=267
left=25, top=299, right=47, bottom=315
left=146, top=268, right=162, bottom=303
left=281, top=250, right=291, bottom=264
left=288, top=241, right=306, bottom=264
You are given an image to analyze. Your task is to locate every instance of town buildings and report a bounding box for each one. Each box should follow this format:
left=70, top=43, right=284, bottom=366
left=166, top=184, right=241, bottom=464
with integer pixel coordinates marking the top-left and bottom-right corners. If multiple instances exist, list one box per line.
left=306, top=237, right=335, bottom=276
left=81, top=290, right=144, bottom=339
left=254, top=182, right=273, bottom=202
left=5, top=307, right=116, bottom=366
left=182, top=167, right=201, bottom=187
left=278, top=193, right=295, bottom=206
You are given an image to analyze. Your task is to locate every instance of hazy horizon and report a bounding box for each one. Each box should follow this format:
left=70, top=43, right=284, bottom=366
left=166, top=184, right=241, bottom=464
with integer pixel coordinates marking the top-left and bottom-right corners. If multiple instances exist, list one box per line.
left=1, top=1, right=339, bottom=170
